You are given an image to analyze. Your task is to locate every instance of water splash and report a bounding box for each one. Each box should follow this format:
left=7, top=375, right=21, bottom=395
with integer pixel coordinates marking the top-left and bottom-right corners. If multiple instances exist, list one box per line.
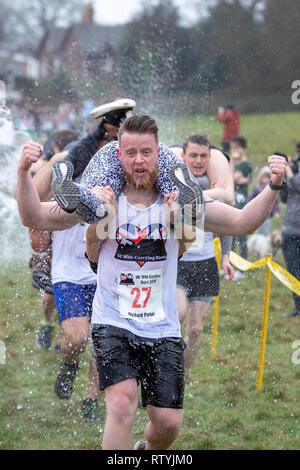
left=0, top=105, right=32, bottom=269
left=0, top=105, right=15, bottom=148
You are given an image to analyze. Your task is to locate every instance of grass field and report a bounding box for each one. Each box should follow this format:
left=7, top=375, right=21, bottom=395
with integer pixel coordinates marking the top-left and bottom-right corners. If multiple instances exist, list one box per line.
left=158, top=110, right=300, bottom=172
left=0, top=111, right=300, bottom=450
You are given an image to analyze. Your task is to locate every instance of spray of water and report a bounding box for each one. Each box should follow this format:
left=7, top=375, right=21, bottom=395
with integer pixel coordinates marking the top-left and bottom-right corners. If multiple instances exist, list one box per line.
left=0, top=105, right=32, bottom=269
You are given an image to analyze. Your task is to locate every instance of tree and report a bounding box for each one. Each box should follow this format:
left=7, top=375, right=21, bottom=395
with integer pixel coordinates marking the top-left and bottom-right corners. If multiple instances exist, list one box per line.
left=260, top=0, right=300, bottom=92
left=116, top=0, right=191, bottom=98
left=0, top=0, right=84, bottom=52
left=187, top=0, right=265, bottom=93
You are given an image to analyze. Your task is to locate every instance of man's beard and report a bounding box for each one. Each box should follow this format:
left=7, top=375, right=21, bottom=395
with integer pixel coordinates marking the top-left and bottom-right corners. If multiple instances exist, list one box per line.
left=122, top=162, right=158, bottom=190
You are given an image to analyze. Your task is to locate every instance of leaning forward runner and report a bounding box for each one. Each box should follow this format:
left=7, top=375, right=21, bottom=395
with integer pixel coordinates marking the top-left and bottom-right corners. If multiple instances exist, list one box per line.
left=16, top=115, right=287, bottom=450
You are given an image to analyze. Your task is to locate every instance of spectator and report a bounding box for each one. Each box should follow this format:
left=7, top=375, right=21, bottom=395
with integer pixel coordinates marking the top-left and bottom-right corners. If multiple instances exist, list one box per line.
left=248, top=166, right=280, bottom=236
left=290, top=141, right=300, bottom=174
left=217, top=104, right=240, bottom=153
left=55, top=103, right=76, bottom=131
left=39, top=112, right=55, bottom=137
left=230, top=136, right=253, bottom=279
left=280, top=146, right=300, bottom=317
left=20, top=101, right=39, bottom=135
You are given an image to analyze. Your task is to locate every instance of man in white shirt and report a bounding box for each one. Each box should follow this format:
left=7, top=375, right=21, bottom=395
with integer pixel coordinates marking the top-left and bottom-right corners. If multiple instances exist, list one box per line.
left=176, top=134, right=234, bottom=375
left=16, top=115, right=287, bottom=450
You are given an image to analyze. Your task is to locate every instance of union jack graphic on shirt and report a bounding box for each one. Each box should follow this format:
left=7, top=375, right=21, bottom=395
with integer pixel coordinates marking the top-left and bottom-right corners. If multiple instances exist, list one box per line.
left=115, top=223, right=167, bottom=267
left=119, top=273, right=135, bottom=285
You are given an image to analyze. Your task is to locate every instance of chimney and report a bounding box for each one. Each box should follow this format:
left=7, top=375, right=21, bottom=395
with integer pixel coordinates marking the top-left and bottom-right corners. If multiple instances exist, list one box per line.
left=82, top=3, right=94, bottom=24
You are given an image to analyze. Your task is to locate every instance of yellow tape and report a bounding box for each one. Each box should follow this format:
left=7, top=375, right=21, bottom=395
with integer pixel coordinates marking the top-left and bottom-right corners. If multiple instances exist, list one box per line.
left=267, top=259, right=300, bottom=296
left=229, top=250, right=267, bottom=271
left=229, top=251, right=300, bottom=296
left=212, top=237, right=222, bottom=269
left=256, top=256, right=272, bottom=391
left=212, top=245, right=300, bottom=390
left=212, top=238, right=222, bottom=355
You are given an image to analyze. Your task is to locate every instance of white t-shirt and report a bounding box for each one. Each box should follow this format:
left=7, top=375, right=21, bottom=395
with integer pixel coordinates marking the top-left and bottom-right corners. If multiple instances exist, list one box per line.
left=180, top=230, right=215, bottom=262
left=180, top=174, right=215, bottom=262
left=51, top=221, right=97, bottom=285
left=92, top=193, right=181, bottom=339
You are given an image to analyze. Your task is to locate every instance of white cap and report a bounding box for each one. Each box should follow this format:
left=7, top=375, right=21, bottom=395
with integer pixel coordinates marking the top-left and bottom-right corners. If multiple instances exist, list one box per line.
left=90, top=98, right=136, bottom=122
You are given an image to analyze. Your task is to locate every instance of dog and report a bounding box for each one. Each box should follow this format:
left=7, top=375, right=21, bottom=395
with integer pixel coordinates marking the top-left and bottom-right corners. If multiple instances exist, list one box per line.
left=270, top=229, right=283, bottom=259
left=247, top=229, right=282, bottom=260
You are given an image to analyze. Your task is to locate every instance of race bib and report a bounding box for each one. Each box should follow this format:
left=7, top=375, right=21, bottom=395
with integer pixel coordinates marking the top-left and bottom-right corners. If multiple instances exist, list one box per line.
left=118, top=269, right=165, bottom=323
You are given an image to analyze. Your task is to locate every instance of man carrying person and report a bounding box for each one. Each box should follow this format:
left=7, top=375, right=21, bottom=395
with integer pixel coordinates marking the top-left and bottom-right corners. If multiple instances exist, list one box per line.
left=176, top=134, right=234, bottom=376
left=51, top=113, right=235, bottom=225
left=29, top=128, right=114, bottom=421
left=16, top=114, right=287, bottom=450
left=28, top=129, right=78, bottom=350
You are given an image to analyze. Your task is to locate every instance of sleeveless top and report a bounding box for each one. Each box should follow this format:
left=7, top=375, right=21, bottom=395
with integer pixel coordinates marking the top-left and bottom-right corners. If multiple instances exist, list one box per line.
left=51, top=221, right=97, bottom=285
left=180, top=174, right=215, bottom=262
left=91, top=193, right=181, bottom=339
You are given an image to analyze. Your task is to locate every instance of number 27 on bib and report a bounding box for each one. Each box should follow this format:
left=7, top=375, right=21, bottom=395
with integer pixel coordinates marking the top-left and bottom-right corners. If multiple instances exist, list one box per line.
left=118, top=269, right=165, bottom=323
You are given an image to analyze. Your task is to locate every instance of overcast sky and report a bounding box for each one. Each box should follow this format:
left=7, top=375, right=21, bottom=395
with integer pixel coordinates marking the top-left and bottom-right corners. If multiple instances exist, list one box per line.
left=93, top=0, right=203, bottom=26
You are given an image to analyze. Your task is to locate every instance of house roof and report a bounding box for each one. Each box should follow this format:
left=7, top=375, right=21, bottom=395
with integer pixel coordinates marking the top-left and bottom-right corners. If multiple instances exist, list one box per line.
left=36, top=26, right=67, bottom=57
left=67, top=23, right=125, bottom=55
left=37, top=23, right=125, bottom=58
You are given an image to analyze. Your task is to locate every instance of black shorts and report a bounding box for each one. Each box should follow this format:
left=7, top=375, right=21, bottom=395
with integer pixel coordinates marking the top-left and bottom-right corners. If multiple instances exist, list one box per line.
left=91, top=325, right=185, bottom=409
left=30, top=257, right=53, bottom=295
left=177, top=257, right=219, bottom=301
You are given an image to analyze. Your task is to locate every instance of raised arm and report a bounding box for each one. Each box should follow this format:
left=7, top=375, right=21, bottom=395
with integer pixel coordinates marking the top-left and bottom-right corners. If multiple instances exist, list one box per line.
left=17, top=142, right=81, bottom=231
left=32, top=151, right=69, bottom=201
left=164, top=192, right=196, bottom=256
left=204, top=154, right=287, bottom=236
left=205, top=148, right=235, bottom=205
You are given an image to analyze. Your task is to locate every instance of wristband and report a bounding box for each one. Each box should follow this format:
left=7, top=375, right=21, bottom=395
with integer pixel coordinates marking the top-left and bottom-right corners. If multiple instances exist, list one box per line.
left=269, top=179, right=286, bottom=190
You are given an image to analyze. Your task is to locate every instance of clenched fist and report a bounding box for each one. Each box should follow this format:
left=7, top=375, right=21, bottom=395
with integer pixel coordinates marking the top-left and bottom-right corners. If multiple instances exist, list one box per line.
left=90, top=186, right=117, bottom=217
left=268, top=154, right=288, bottom=187
left=19, top=142, right=43, bottom=172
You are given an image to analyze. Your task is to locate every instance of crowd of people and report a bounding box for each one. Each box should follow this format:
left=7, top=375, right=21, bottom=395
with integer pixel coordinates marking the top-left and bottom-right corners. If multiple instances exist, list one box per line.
left=9, top=99, right=97, bottom=140
left=13, top=95, right=298, bottom=450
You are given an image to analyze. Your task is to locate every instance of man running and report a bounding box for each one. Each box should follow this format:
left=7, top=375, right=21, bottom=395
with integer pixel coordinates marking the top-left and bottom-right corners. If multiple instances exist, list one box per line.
left=176, top=134, right=234, bottom=375
left=16, top=115, right=287, bottom=450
